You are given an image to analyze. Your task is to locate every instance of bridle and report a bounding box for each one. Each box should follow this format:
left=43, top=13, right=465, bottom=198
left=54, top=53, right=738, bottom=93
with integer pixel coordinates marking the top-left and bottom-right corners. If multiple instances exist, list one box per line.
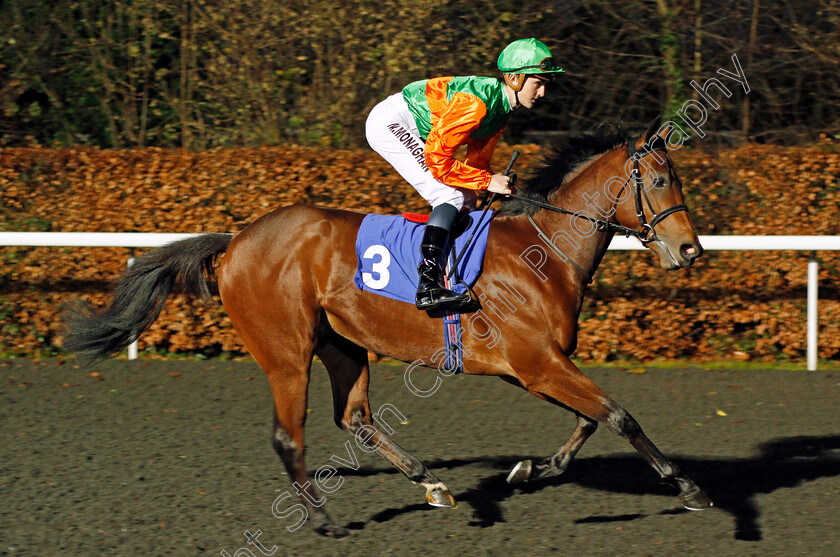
left=626, top=138, right=689, bottom=244
left=507, top=138, right=689, bottom=279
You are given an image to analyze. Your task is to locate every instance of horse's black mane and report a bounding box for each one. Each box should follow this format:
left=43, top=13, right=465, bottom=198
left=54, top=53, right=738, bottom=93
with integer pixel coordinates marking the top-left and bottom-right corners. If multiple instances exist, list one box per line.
left=500, top=124, right=631, bottom=216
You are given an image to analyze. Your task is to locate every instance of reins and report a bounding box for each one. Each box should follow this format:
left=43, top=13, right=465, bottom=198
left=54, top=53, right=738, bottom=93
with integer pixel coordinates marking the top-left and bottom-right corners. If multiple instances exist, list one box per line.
left=506, top=191, right=641, bottom=238
left=447, top=138, right=690, bottom=285
left=510, top=139, right=688, bottom=243
left=446, top=151, right=520, bottom=280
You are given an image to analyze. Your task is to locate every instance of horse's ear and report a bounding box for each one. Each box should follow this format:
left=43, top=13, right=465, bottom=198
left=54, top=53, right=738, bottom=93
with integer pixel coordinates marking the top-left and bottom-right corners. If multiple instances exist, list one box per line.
left=657, top=120, right=673, bottom=140
left=644, top=115, right=663, bottom=144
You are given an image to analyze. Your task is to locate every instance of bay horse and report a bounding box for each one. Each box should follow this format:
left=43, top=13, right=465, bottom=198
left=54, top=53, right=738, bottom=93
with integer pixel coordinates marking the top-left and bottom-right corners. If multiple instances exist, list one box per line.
left=64, top=118, right=712, bottom=537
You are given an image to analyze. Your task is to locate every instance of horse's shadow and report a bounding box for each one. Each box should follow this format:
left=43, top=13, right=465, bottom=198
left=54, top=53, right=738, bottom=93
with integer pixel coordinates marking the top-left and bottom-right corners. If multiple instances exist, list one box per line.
left=341, top=434, right=840, bottom=541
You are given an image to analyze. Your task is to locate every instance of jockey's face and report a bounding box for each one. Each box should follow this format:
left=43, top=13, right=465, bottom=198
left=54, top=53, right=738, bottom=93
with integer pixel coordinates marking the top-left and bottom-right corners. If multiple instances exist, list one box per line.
left=517, top=75, right=548, bottom=109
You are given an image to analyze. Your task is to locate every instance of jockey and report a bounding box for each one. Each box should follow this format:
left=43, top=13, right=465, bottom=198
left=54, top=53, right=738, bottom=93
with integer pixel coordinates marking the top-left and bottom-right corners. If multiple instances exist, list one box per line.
left=365, top=38, right=564, bottom=311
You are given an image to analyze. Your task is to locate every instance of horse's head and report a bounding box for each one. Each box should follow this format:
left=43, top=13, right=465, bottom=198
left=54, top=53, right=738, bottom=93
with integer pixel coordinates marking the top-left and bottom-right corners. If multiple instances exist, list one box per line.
left=616, top=117, right=703, bottom=269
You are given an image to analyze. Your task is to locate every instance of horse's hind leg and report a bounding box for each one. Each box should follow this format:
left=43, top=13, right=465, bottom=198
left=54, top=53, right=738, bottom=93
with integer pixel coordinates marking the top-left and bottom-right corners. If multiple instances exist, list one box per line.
left=267, top=377, right=349, bottom=538
left=262, top=354, right=350, bottom=538
left=315, top=322, right=456, bottom=508
left=222, top=299, right=347, bottom=536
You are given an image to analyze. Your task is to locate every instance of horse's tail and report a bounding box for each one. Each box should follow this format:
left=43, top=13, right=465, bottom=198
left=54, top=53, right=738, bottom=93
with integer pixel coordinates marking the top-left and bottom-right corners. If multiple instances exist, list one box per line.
left=63, top=233, right=233, bottom=362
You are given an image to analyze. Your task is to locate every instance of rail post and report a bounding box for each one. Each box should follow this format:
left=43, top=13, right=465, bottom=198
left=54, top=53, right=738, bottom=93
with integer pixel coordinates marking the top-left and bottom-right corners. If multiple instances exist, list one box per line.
left=806, top=253, right=818, bottom=371
left=127, top=253, right=138, bottom=360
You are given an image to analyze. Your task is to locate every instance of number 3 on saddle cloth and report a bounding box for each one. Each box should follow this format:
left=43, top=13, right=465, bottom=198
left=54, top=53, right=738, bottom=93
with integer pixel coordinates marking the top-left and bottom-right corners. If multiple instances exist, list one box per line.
left=353, top=211, right=494, bottom=374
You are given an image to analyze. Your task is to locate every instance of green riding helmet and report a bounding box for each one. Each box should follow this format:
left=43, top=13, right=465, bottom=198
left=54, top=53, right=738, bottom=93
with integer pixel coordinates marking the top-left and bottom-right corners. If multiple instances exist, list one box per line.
left=497, top=38, right=564, bottom=91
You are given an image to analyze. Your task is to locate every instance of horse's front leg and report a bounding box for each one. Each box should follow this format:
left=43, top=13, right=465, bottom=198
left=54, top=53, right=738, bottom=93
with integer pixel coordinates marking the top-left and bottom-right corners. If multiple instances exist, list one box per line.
left=508, top=349, right=713, bottom=511
left=506, top=414, right=597, bottom=484
left=607, top=405, right=713, bottom=510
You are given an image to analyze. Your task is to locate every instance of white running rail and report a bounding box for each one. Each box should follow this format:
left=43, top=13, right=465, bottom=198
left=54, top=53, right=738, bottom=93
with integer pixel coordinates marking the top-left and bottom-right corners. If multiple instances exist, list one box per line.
left=2, top=232, right=838, bottom=370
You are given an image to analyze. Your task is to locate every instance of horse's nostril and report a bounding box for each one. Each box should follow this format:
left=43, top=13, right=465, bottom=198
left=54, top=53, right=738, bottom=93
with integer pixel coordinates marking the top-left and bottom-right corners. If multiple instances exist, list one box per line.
left=680, top=243, right=703, bottom=260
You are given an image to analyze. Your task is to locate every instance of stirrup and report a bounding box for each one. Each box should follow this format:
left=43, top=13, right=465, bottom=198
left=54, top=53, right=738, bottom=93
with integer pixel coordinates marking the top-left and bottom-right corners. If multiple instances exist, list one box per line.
left=416, top=255, right=469, bottom=311
left=416, top=287, right=471, bottom=311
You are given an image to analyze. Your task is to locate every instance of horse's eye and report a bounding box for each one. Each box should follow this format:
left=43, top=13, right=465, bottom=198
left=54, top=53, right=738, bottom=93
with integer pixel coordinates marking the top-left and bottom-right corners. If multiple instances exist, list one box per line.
left=653, top=177, right=666, bottom=188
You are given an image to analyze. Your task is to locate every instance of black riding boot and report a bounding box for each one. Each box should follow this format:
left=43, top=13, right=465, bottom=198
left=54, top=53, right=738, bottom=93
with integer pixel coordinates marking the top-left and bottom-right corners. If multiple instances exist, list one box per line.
left=415, top=225, right=471, bottom=310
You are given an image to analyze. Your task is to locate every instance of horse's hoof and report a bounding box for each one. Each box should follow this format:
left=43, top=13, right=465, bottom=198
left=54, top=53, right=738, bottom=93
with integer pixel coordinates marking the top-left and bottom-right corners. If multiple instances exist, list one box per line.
left=680, top=487, right=714, bottom=511
left=315, top=523, right=351, bottom=538
left=425, top=485, right=456, bottom=508
left=506, top=459, right=533, bottom=485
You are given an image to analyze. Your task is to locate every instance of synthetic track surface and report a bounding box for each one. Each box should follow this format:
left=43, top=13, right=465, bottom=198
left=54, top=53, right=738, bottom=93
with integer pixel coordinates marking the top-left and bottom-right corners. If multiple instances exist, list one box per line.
left=1, top=359, right=838, bottom=556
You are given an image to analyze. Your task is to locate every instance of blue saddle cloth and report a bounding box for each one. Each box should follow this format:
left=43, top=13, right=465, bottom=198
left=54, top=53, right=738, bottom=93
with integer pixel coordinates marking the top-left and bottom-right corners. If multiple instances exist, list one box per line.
left=354, top=211, right=493, bottom=304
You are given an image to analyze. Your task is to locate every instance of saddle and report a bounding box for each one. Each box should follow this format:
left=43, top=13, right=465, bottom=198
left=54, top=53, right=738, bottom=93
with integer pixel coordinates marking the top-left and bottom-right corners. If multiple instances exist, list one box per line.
left=353, top=210, right=493, bottom=306
left=353, top=210, right=492, bottom=374
left=400, top=210, right=475, bottom=238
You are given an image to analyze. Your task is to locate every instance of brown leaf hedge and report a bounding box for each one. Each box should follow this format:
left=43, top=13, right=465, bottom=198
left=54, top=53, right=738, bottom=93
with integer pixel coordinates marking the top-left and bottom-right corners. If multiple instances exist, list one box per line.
left=1, top=141, right=838, bottom=364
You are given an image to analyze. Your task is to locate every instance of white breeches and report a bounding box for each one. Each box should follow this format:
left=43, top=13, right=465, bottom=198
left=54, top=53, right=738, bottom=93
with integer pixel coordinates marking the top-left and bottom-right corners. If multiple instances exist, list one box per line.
left=365, top=93, right=477, bottom=210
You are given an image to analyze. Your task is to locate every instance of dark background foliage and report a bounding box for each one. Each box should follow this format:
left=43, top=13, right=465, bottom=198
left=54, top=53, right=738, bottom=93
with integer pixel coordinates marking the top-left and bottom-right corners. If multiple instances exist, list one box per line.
left=2, top=0, right=837, bottom=149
